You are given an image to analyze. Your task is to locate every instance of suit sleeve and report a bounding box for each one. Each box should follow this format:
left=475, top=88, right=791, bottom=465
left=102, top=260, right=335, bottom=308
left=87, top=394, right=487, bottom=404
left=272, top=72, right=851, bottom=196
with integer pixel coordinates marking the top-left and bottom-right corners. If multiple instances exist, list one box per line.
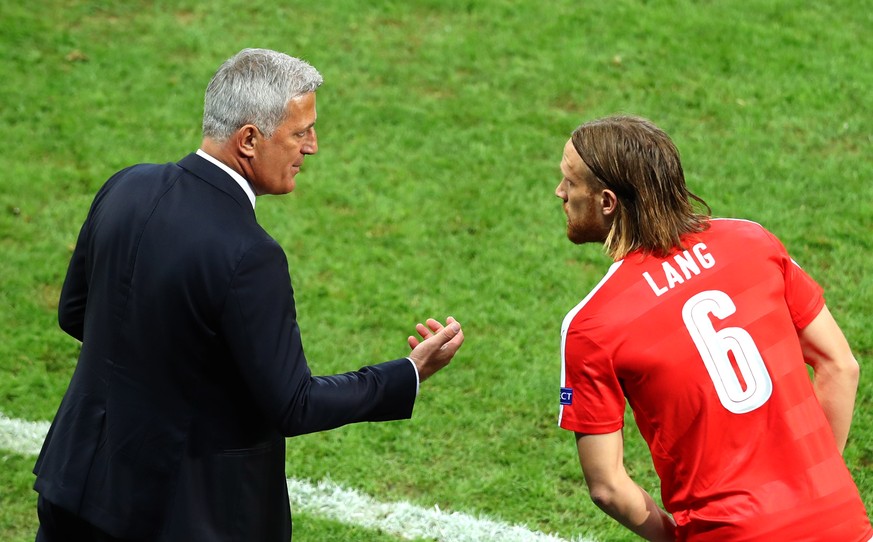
left=57, top=169, right=133, bottom=341
left=220, top=239, right=417, bottom=437
left=58, top=214, right=92, bottom=341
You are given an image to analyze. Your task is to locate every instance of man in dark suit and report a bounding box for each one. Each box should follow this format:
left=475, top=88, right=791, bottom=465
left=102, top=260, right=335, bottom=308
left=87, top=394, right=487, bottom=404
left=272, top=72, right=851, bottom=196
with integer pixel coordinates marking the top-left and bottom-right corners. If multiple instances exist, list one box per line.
left=33, top=48, right=465, bottom=542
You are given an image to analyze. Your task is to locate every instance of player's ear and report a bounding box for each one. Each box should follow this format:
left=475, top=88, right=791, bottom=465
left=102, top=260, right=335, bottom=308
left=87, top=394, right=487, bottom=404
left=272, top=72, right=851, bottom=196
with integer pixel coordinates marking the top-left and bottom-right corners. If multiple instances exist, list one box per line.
left=601, top=189, right=619, bottom=216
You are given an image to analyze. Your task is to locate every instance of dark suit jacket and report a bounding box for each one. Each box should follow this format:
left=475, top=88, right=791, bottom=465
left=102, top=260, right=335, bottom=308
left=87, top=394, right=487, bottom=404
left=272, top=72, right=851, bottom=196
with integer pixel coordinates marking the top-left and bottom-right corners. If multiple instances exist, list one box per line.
left=33, top=153, right=417, bottom=541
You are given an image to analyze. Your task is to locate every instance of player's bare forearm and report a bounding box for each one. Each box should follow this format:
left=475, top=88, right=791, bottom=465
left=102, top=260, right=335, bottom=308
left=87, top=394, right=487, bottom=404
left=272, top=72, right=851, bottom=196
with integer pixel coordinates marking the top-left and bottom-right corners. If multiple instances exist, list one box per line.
left=799, top=306, right=860, bottom=453
left=592, top=479, right=676, bottom=541
left=812, top=358, right=859, bottom=452
left=576, top=432, right=676, bottom=541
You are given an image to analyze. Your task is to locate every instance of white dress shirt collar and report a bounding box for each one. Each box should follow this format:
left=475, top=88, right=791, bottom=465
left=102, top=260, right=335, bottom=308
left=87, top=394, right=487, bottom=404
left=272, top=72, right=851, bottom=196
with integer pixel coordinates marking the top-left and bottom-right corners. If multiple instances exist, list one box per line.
left=196, top=149, right=256, bottom=209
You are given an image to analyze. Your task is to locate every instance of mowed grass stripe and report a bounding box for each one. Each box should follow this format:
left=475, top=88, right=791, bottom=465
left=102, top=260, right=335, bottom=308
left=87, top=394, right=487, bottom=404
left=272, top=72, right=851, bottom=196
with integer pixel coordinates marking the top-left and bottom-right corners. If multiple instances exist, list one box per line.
left=0, top=412, right=592, bottom=542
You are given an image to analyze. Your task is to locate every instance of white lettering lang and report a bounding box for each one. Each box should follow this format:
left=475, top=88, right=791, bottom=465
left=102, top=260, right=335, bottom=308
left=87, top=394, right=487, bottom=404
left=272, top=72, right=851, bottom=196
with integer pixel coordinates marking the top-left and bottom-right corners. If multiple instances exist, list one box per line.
left=643, top=272, right=668, bottom=296
left=693, top=243, right=715, bottom=268
left=663, top=261, right=685, bottom=288
left=642, top=242, right=716, bottom=296
left=673, top=250, right=701, bottom=279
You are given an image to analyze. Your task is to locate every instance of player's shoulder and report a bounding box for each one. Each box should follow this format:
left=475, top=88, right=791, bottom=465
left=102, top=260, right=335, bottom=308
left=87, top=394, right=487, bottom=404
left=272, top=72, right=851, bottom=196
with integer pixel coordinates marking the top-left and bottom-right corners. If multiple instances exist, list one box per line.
left=561, top=260, right=625, bottom=332
left=706, top=217, right=783, bottom=248
left=709, top=217, right=767, bottom=234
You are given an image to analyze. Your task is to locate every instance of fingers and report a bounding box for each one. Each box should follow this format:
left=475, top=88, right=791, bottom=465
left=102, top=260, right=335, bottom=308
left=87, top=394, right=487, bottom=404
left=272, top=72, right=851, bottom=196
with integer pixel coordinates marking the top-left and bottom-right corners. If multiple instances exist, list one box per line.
left=407, top=317, right=461, bottom=351
left=439, top=326, right=464, bottom=355
left=413, top=318, right=443, bottom=341
left=411, top=317, right=457, bottom=342
left=416, top=319, right=443, bottom=339
left=406, top=316, right=464, bottom=382
left=424, top=318, right=461, bottom=348
left=415, top=323, right=431, bottom=339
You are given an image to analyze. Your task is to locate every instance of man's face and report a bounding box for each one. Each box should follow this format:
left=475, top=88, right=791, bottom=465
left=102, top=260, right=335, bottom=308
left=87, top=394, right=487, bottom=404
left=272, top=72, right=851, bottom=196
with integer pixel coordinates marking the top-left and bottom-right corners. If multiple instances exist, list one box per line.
left=249, top=92, right=318, bottom=195
left=555, top=139, right=610, bottom=245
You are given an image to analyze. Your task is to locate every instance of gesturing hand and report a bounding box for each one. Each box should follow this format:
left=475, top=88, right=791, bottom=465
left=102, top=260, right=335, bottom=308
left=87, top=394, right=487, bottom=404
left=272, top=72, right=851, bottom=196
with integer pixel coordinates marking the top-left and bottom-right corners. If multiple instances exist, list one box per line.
left=407, top=316, right=465, bottom=382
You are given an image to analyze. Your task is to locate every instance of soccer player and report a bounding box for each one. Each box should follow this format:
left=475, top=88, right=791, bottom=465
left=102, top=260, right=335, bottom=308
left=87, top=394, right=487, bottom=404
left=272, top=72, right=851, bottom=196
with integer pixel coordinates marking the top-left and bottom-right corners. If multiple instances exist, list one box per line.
left=555, top=115, right=872, bottom=541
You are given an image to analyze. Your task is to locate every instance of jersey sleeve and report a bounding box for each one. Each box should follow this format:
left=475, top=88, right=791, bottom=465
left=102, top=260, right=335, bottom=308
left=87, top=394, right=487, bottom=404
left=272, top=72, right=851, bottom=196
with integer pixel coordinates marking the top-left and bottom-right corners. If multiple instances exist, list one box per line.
left=761, top=228, right=825, bottom=329
left=558, top=323, right=625, bottom=434
left=784, top=258, right=825, bottom=329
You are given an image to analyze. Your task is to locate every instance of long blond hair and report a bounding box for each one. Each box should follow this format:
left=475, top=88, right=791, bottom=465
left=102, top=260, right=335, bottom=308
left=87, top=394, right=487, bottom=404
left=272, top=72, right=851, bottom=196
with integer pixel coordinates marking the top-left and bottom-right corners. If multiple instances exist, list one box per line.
left=571, top=116, right=711, bottom=259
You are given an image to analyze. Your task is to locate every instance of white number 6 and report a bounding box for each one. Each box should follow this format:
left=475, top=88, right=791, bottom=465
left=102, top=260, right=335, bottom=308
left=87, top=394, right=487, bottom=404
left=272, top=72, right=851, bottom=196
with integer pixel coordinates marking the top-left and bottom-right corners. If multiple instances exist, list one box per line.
left=682, top=290, right=772, bottom=414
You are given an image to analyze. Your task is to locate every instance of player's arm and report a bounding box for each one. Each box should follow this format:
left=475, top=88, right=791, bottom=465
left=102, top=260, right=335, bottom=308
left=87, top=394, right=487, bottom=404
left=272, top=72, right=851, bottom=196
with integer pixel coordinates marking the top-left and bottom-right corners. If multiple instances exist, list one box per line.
left=798, top=304, right=860, bottom=453
left=576, top=431, right=675, bottom=541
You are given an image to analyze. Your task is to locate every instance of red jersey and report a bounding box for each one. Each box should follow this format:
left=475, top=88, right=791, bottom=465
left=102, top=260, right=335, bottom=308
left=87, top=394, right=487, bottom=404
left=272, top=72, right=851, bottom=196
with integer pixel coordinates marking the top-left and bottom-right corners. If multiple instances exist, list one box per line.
left=558, top=219, right=872, bottom=541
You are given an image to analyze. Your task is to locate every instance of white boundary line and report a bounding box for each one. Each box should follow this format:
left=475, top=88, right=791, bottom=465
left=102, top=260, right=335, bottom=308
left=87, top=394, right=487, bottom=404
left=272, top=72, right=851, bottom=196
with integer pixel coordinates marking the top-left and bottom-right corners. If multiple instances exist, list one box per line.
left=0, top=411, right=50, bottom=456
left=1, top=412, right=591, bottom=542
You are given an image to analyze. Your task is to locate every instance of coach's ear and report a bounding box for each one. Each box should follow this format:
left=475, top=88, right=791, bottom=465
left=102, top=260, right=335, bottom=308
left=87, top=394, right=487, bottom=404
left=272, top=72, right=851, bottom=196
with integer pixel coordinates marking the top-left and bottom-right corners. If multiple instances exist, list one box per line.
left=601, top=189, right=619, bottom=217
left=236, top=124, right=260, bottom=159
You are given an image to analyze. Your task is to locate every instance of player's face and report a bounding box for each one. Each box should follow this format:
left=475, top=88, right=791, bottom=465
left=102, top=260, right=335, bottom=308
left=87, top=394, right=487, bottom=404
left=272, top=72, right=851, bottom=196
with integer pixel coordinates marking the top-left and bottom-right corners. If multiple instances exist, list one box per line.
left=249, top=92, right=318, bottom=195
left=555, top=139, right=610, bottom=245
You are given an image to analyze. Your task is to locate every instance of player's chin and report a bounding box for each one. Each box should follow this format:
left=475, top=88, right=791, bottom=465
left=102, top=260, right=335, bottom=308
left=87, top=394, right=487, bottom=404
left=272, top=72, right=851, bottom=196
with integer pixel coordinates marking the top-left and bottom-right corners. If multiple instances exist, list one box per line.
left=566, top=226, right=589, bottom=245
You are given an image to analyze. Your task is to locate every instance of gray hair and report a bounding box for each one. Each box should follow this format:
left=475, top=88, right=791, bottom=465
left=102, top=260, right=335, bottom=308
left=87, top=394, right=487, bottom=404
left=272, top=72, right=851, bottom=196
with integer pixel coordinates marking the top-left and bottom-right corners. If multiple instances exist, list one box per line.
left=202, top=48, right=323, bottom=141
